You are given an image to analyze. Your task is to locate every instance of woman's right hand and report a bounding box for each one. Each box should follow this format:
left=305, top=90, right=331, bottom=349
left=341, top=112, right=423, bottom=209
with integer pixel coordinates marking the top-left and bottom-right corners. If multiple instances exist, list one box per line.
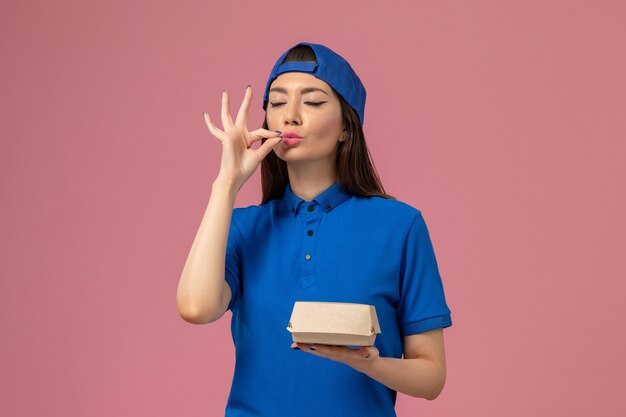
left=203, top=85, right=282, bottom=191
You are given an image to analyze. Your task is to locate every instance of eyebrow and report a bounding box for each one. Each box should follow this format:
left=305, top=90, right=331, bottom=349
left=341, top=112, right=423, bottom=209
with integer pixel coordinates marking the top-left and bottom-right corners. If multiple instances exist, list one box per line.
left=268, top=86, right=329, bottom=96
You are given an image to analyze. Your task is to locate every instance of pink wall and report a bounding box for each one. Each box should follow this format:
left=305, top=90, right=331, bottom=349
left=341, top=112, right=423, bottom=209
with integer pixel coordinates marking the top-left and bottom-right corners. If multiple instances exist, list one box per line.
left=1, top=0, right=624, bottom=416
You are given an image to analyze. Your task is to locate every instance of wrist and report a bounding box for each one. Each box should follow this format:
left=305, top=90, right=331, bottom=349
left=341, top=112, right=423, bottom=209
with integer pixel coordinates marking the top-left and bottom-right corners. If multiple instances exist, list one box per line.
left=353, top=354, right=382, bottom=374
left=213, top=177, right=241, bottom=192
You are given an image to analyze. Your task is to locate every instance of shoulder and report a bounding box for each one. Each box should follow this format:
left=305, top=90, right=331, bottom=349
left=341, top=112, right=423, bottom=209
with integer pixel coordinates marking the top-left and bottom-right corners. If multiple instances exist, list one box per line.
left=231, top=200, right=279, bottom=227
left=352, top=194, right=423, bottom=224
left=234, top=199, right=280, bottom=213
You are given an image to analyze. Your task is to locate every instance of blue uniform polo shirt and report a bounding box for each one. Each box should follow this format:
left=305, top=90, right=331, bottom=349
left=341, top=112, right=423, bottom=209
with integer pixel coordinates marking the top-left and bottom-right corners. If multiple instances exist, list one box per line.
left=223, top=180, right=452, bottom=417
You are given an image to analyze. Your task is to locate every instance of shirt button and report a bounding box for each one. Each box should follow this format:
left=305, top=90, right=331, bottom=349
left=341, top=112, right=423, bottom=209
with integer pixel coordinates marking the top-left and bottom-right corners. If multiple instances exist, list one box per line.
left=326, top=204, right=332, bottom=210
left=305, top=254, right=312, bottom=260
left=291, top=207, right=295, bottom=213
left=307, top=230, right=313, bottom=236
left=308, top=205, right=314, bottom=212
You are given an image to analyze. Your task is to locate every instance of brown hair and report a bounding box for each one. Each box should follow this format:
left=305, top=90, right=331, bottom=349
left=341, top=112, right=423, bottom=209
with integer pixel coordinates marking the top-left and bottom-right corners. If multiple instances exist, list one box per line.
left=260, top=45, right=396, bottom=204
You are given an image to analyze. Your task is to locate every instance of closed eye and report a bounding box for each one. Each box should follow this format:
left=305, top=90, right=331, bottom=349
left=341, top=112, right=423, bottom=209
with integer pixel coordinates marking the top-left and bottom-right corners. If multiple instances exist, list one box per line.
left=269, top=101, right=327, bottom=107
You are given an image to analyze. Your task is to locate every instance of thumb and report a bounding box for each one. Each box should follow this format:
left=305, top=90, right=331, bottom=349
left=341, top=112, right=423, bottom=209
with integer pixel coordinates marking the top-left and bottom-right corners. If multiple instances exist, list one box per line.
left=358, top=347, right=371, bottom=358
left=256, top=136, right=282, bottom=160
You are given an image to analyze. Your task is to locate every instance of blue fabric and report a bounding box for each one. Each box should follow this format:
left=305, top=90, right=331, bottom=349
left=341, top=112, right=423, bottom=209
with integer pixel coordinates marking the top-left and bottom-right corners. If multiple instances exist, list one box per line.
left=223, top=180, right=452, bottom=417
left=262, top=41, right=368, bottom=126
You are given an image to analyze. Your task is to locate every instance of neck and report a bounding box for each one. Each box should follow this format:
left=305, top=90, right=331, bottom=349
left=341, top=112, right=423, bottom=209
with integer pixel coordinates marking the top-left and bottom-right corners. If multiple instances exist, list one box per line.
left=287, top=159, right=337, bottom=202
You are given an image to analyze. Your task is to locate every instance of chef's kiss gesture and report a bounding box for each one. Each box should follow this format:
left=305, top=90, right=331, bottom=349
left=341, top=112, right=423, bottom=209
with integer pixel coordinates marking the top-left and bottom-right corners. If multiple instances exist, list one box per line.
left=203, top=85, right=282, bottom=192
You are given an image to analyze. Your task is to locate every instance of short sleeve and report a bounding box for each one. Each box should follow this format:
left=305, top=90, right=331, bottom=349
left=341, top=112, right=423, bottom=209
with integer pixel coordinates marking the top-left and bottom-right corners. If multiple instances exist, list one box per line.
left=224, top=212, right=242, bottom=311
left=397, top=211, right=453, bottom=336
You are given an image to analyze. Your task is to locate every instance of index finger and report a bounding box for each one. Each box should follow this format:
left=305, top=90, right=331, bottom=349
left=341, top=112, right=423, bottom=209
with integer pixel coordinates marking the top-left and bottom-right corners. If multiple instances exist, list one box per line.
left=247, top=128, right=282, bottom=145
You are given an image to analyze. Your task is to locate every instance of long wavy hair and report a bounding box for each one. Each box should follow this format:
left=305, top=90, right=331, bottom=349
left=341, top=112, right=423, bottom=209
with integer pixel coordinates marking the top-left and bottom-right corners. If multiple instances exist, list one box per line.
left=260, top=45, right=395, bottom=204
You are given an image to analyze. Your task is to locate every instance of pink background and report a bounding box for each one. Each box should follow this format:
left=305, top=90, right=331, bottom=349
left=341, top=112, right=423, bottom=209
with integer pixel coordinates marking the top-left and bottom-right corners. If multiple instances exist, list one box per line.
left=1, top=1, right=624, bottom=416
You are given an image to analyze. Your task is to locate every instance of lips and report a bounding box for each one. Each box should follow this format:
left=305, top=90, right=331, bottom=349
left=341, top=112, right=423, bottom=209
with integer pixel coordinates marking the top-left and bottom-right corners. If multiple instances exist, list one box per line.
left=281, top=131, right=302, bottom=138
left=282, top=137, right=303, bottom=145
left=280, top=131, right=303, bottom=146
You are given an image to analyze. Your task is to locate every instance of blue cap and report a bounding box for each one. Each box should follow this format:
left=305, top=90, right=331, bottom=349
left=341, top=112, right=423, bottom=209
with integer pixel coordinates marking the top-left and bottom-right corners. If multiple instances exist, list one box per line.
left=262, top=42, right=367, bottom=126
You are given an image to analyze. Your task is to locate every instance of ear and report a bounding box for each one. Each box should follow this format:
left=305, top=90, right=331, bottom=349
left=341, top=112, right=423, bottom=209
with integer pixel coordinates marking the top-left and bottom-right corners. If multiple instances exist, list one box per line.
left=339, top=127, right=348, bottom=142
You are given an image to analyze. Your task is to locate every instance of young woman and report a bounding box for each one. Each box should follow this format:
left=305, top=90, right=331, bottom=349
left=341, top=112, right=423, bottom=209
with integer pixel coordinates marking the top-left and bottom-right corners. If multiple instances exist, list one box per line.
left=177, top=42, right=453, bottom=417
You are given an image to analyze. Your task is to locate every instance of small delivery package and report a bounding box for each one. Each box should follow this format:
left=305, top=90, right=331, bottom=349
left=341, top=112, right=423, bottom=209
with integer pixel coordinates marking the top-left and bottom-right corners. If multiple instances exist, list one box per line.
left=286, top=301, right=381, bottom=347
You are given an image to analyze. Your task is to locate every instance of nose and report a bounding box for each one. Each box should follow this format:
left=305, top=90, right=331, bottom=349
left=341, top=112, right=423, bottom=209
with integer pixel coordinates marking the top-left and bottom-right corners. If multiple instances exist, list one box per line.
left=281, top=101, right=302, bottom=127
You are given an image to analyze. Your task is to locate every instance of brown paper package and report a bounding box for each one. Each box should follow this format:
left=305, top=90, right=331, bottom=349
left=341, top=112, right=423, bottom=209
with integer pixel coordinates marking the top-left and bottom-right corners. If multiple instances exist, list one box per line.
left=286, top=301, right=382, bottom=347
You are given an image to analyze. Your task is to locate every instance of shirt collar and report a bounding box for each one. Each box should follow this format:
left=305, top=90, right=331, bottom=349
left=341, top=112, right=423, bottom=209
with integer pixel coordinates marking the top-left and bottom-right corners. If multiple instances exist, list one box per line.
left=282, top=180, right=351, bottom=217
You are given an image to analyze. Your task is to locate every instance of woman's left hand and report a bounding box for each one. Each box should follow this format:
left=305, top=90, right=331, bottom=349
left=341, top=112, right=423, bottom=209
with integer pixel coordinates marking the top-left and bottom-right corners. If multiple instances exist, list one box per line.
left=291, top=342, right=380, bottom=372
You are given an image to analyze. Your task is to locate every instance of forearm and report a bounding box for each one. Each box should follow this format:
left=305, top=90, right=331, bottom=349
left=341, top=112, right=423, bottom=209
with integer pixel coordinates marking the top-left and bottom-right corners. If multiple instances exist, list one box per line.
left=357, top=356, right=446, bottom=400
left=177, top=178, right=238, bottom=322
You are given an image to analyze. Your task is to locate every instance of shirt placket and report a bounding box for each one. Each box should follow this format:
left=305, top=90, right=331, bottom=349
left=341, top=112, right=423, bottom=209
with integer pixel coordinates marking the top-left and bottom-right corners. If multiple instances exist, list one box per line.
left=299, top=201, right=322, bottom=289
